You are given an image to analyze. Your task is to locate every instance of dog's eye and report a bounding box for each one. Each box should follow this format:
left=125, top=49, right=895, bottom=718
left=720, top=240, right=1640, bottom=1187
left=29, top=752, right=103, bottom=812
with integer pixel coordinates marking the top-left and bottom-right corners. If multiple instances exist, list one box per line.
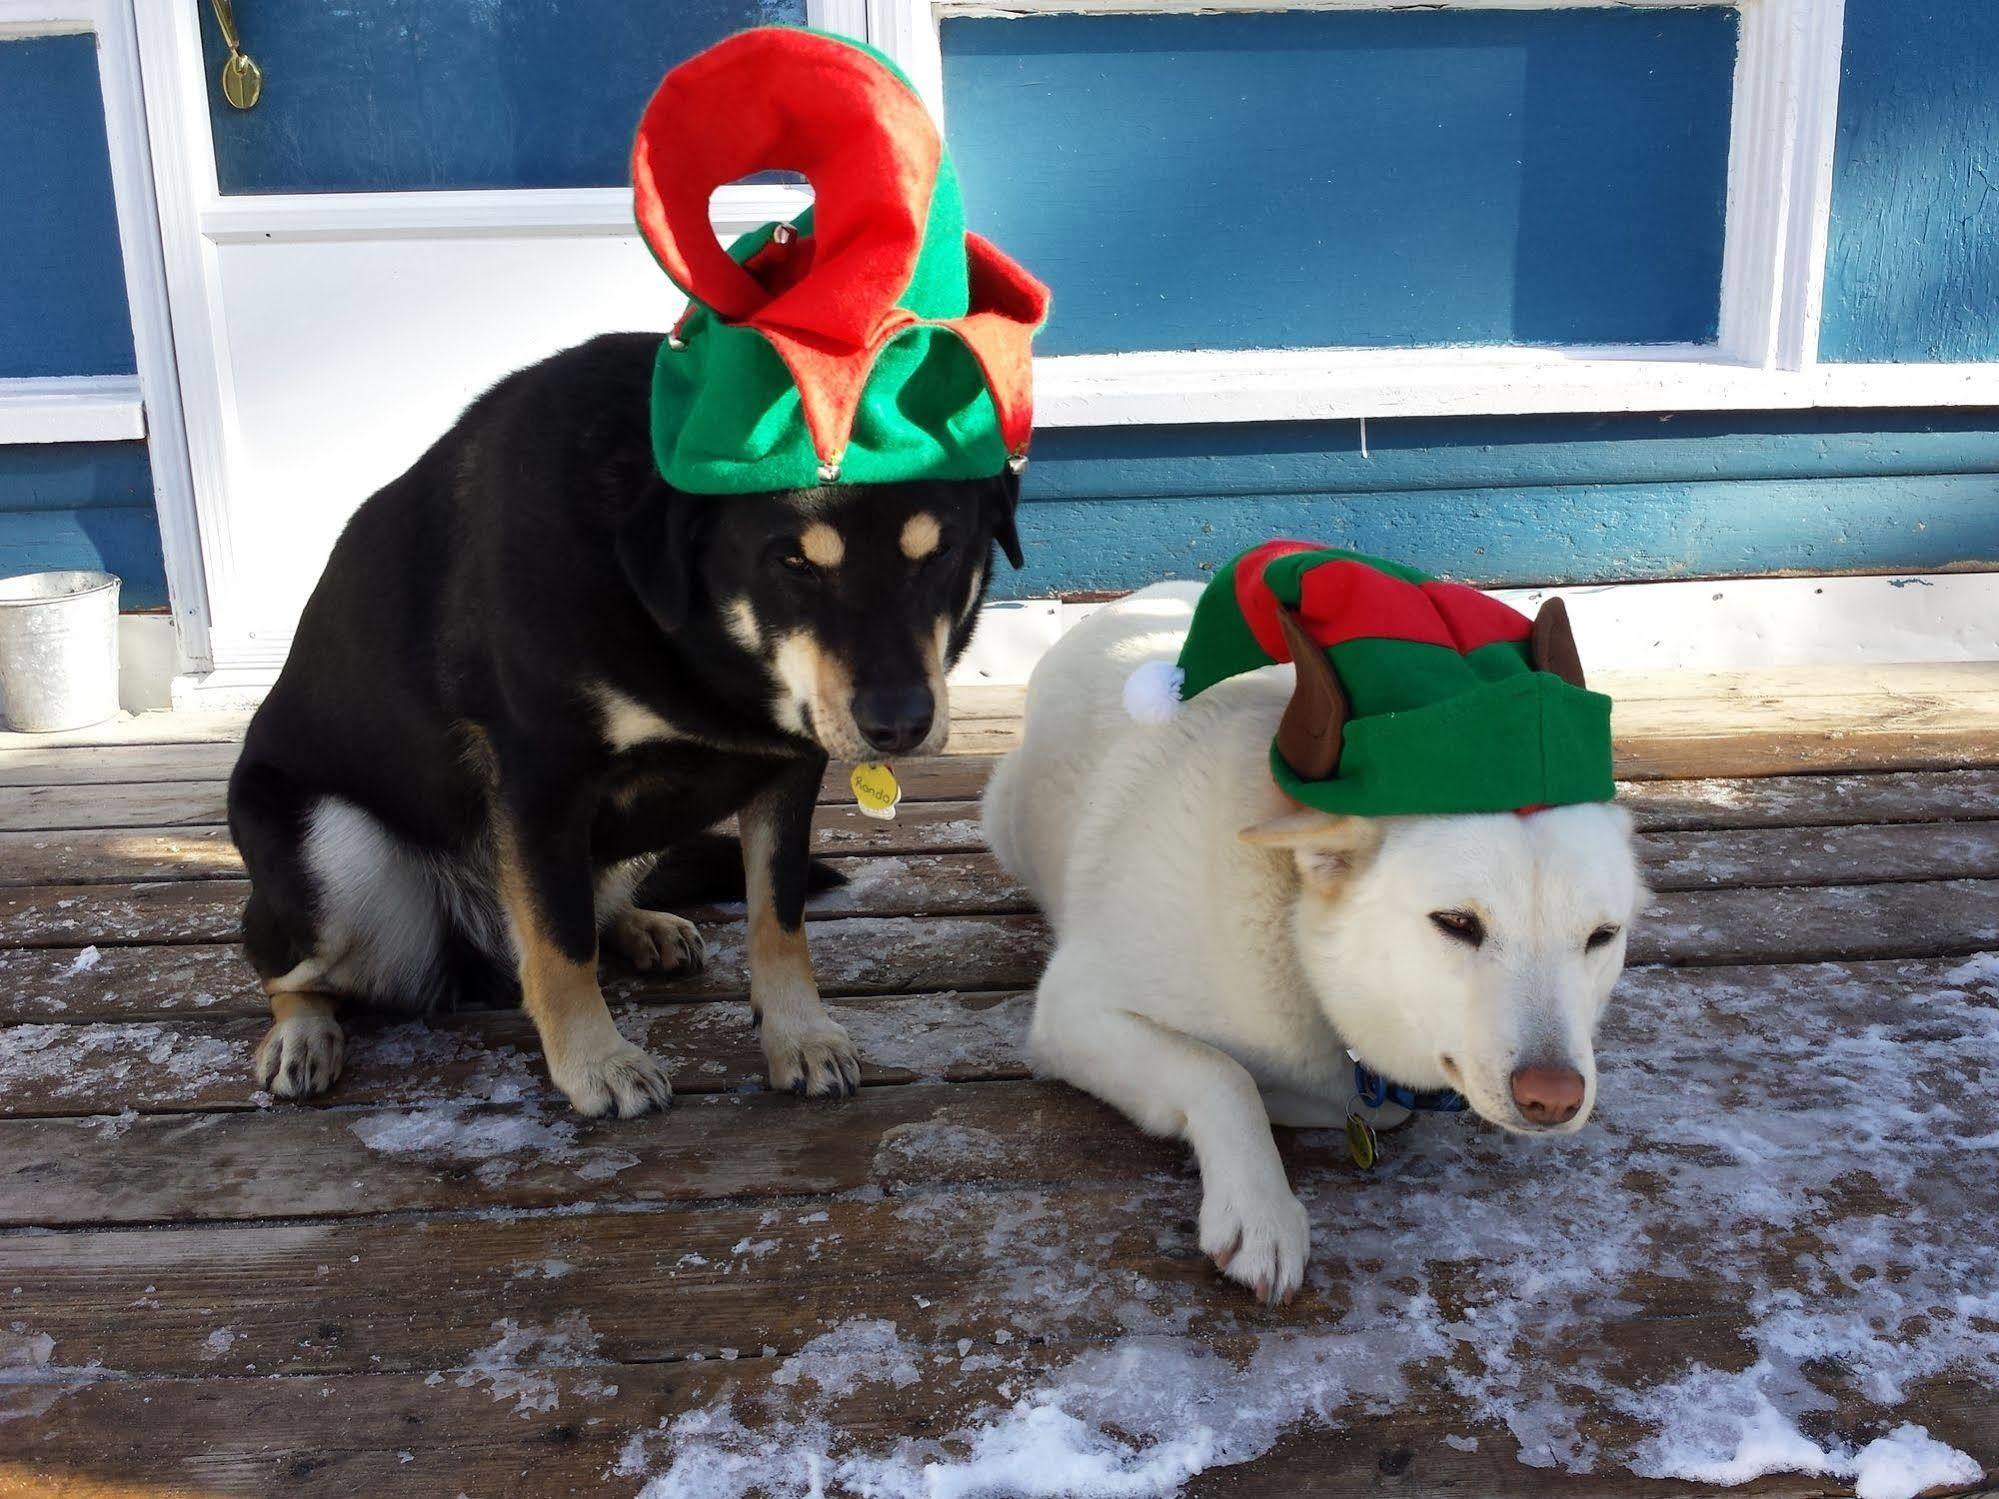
left=1429, top=910, right=1485, bottom=947
left=774, top=549, right=817, bottom=580
left=1586, top=923, right=1622, bottom=952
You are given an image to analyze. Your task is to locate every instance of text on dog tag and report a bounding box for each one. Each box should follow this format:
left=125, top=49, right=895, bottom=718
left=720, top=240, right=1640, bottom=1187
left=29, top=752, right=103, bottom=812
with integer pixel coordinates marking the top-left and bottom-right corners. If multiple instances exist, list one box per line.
left=851, top=762, right=901, bottom=821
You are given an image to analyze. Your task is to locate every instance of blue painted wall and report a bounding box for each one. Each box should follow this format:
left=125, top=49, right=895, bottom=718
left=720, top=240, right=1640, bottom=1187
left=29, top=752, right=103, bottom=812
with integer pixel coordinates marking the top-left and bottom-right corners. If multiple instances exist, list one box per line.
left=0, top=444, right=165, bottom=609
left=992, top=411, right=1999, bottom=597
left=1820, top=0, right=1999, bottom=363
left=202, top=0, right=805, bottom=193
left=0, top=33, right=135, bottom=378
left=942, top=9, right=1736, bottom=356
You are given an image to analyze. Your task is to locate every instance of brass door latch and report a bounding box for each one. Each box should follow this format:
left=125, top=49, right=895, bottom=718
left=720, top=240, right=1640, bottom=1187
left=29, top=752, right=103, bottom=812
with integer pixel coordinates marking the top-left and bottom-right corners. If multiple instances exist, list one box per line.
left=209, top=0, right=262, bottom=109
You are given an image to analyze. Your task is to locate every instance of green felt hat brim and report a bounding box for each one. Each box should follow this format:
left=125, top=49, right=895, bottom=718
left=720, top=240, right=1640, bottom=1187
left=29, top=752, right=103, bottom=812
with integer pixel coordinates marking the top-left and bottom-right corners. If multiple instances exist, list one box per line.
left=1270, top=673, right=1616, bottom=817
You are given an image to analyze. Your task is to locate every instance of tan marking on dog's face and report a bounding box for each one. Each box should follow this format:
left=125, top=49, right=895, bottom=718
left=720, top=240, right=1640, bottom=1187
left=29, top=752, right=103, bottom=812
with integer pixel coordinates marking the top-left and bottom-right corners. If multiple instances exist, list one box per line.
left=725, top=597, right=763, bottom=653
left=899, top=512, right=942, bottom=561
left=772, top=630, right=863, bottom=757
left=799, top=521, right=845, bottom=569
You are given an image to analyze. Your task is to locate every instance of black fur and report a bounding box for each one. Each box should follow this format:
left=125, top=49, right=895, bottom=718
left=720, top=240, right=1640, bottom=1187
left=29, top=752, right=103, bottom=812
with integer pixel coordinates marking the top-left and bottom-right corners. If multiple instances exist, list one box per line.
left=227, top=332, right=1018, bottom=1015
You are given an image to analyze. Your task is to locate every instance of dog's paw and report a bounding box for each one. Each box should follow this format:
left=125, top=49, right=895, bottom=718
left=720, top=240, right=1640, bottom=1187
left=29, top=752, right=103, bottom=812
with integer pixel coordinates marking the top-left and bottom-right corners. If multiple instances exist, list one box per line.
left=1199, top=1175, right=1311, bottom=1306
left=762, top=1015, right=861, bottom=1098
left=253, top=1012, right=344, bottom=1100
left=608, top=908, right=705, bottom=976
left=553, top=1041, right=674, bottom=1119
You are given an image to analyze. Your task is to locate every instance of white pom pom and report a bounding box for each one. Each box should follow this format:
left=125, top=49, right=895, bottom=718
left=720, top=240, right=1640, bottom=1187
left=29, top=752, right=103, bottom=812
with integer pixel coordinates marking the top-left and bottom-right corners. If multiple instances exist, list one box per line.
left=1123, top=660, right=1186, bottom=723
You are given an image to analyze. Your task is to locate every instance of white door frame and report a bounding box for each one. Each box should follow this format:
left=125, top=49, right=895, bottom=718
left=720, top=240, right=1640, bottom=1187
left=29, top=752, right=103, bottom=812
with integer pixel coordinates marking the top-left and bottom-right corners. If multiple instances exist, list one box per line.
left=128, top=0, right=862, bottom=703
left=0, top=0, right=205, bottom=667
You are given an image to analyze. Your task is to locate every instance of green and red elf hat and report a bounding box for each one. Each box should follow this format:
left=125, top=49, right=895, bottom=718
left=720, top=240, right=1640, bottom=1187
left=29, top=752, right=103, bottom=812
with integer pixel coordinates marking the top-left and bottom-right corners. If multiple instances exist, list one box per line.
left=631, top=27, right=1049, bottom=494
left=1124, top=541, right=1616, bottom=818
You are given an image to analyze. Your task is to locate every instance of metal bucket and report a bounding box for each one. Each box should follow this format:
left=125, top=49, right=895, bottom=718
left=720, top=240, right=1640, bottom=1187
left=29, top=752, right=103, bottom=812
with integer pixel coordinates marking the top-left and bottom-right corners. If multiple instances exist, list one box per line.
left=0, top=570, right=122, bottom=733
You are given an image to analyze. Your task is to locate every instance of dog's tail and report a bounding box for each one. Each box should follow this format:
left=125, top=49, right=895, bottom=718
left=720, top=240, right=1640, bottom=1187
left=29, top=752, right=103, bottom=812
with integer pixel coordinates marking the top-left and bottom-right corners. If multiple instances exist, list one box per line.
left=634, top=832, right=848, bottom=910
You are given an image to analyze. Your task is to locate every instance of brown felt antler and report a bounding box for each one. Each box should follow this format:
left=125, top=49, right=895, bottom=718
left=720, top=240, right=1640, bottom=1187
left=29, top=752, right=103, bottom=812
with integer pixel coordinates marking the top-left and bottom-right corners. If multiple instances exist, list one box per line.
left=1275, top=605, right=1348, bottom=781
left=1529, top=597, right=1587, bottom=689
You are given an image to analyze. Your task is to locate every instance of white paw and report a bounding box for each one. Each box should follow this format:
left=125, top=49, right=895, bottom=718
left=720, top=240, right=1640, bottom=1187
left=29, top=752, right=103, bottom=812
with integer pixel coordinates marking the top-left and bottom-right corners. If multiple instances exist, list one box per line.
left=761, top=1014, right=861, bottom=1098
left=254, top=1012, right=344, bottom=1100
left=552, top=1040, right=674, bottom=1119
left=1199, top=1173, right=1311, bottom=1306
left=608, top=908, right=705, bottom=976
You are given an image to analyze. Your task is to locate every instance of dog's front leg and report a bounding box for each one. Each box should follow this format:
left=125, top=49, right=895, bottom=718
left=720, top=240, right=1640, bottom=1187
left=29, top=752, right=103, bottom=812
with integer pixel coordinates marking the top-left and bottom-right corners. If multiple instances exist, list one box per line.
left=741, top=757, right=860, bottom=1097
left=1031, top=951, right=1309, bottom=1304
left=494, top=776, right=673, bottom=1118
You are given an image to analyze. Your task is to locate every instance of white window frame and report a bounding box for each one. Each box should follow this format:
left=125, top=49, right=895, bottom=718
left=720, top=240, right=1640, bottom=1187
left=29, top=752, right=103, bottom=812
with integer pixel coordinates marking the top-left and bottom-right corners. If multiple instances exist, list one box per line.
left=866, top=0, right=1999, bottom=426
left=0, top=0, right=201, bottom=654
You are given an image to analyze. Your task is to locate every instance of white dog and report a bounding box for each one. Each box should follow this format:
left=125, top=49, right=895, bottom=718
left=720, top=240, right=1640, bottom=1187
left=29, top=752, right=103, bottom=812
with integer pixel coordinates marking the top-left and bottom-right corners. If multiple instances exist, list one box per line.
left=982, top=583, right=1646, bottom=1304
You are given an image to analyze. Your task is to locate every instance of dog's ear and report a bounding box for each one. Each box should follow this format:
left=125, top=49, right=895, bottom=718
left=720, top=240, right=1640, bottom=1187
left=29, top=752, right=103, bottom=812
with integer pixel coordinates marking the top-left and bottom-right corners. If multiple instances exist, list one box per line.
left=987, top=468, right=1025, bottom=570
left=615, top=483, right=709, bottom=634
left=1239, top=808, right=1381, bottom=894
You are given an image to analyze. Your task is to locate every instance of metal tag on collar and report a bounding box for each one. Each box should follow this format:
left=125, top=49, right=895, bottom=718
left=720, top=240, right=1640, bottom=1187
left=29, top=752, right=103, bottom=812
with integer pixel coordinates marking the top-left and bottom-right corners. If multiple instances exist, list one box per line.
left=850, top=762, right=901, bottom=821
left=1344, top=1107, right=1378, bottom=1172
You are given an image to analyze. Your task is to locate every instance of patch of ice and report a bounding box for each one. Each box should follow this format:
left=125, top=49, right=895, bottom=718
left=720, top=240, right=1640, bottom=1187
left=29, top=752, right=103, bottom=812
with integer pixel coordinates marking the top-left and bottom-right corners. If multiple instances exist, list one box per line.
left=203, top=1328, right=236, bottom=1357
left=872, top=1120, right=1011, bottom=1178
left=831, top=993, right=1030, bottom=1081
left=1851, top=1424, right=1985, bottom=1499
left=509, top=1259, right=575, bottom=1281
left=1944, top=951, right=1999, bottom=989
left=0, top=1023, right=238, bottom=1101
left=350, top=1103, right=634, bottom=1187
left=454, top=1314, right=602, bottom=1417
left=63, top=947, right=100, bottom=976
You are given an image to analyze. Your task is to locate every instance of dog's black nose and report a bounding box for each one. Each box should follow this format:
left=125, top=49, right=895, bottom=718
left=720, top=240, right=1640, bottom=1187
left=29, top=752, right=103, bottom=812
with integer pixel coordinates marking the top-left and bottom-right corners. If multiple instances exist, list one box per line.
left=851, top=685, right=934, bottom=754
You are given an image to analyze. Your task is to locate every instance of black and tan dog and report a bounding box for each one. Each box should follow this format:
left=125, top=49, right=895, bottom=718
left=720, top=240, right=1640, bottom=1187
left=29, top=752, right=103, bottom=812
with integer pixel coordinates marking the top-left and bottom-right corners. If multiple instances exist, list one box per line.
left=226, top=333, right=1022, bottom=1117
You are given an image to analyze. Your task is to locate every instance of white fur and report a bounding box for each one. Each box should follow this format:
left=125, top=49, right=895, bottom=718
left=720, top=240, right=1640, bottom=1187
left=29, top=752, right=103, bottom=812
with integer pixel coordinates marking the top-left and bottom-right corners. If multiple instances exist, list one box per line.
left=299, top=797, right=508, bottom=1008
left=983, top=583, right=1646, bottom=1303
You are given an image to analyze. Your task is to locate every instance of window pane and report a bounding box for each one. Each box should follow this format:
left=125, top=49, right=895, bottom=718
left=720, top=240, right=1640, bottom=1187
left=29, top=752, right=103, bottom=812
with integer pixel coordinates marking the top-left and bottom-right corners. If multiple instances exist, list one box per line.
left=204, top=1, right=808, bottom=194
left=1820, top=0, right=1999, bottom=363
left=942, top=9, right=1736, bottom=355
left=0, top=34, right=134, bottom=376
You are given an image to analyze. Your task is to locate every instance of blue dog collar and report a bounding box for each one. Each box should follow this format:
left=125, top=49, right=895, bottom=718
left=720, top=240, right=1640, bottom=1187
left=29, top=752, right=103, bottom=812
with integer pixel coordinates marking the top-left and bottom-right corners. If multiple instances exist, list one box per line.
left=1351, top=1058, right=1468, bottom=1115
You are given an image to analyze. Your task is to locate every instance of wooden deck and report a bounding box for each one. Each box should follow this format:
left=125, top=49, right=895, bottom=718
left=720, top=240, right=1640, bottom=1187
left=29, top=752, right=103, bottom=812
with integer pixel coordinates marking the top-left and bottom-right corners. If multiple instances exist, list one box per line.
left=1, top=668, right=1997, bottom=1498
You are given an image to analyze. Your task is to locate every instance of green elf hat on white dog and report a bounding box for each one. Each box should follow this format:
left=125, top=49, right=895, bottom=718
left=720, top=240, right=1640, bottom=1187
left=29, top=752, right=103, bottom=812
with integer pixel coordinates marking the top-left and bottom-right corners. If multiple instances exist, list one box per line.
left=1125, top=541, right=1616, bottom=818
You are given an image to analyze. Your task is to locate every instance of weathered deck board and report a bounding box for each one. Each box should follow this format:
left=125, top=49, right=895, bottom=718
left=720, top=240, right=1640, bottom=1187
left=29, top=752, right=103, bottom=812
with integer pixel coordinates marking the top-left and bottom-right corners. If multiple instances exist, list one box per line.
left=0, top=990, right=1035, bottom=1118
left=0, top=1081, right=1158, bottom=1228
left=8, top=956, right=1997, bottom=1229
left=0, top=956, right=1981, bottom=1121
left=0, top=915, right=1051, bottom=1024
left=6, top=767, right=1999, bottom=887
left=7, top=823, right=1999, bottom=950
left=3, top=803, right=1999, bottom=899
left=0, top=1148, right=1958, bottom=1380
left=0, top=800, right=992, bottom=885
left=0, top=760, right=999, bottom=833
left=3, top=763, right=1999, bottom=847
left=2, top=861, right=1996, bottom=959
left=17, top=1351, right=1973, bottom=1499
left=2, top=877, right=1996, bottom=1032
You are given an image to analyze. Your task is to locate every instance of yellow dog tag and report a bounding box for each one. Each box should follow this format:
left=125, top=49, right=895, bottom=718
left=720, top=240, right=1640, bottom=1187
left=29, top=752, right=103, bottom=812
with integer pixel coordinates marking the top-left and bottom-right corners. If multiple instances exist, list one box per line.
left=1344, top=1113, right=1378, bottom=1172
left=850, top=762, right=902, bottom=821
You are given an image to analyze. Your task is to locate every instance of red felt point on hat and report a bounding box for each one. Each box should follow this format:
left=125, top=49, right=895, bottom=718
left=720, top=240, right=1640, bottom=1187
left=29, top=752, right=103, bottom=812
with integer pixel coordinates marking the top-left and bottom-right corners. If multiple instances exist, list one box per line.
left=1232, top=538, right=1321, bottom=660
left=1420, top=579, right=1535, bottom=651
left=631, top=28, right=940, bottom=345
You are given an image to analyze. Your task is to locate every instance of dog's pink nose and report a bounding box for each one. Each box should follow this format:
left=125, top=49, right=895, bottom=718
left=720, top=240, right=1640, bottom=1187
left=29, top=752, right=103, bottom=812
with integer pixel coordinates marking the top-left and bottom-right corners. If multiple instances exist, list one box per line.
left=1510, top=1065, right=1586, bottom=1126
